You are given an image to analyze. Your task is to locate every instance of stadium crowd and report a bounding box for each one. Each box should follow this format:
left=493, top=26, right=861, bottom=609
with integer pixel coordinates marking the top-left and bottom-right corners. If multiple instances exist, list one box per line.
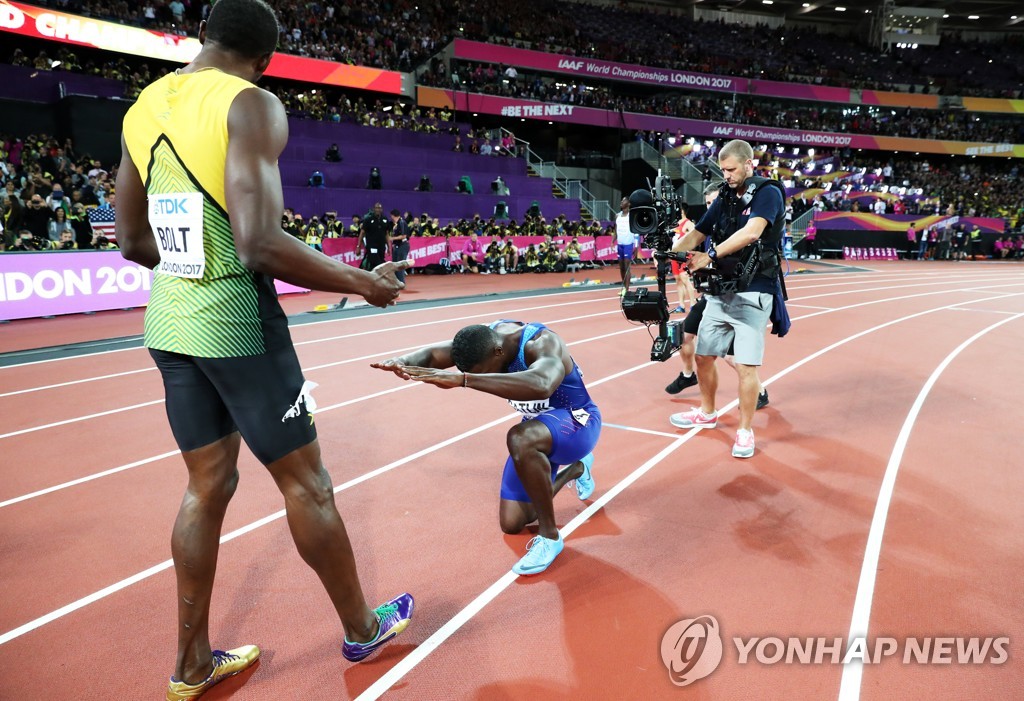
left=0, top=133, right=117, bottom=252
left=426, top=59, right=1024, bottom=144
left=16, top=0, right=1024, bottom=97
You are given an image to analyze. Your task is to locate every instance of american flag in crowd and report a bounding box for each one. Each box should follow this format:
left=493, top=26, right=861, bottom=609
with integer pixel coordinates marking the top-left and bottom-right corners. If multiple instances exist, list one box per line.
left=87, top=206, right=117, bottom=241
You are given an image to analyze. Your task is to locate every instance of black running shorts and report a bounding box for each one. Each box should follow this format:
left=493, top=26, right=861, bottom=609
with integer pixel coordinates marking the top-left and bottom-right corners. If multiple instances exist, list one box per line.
left=150, top=345, right=318, bottom=465
left=683, top=297, right=707, bottom=336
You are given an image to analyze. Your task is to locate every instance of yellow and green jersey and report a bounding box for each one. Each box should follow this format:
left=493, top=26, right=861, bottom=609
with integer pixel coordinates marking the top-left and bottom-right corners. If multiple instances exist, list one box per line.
left=123, top=68, right=289, bottom=358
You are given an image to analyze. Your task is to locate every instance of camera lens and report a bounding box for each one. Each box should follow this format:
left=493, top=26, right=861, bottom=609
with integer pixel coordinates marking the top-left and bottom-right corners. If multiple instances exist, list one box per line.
left=630, top=207, right=658, bottom=236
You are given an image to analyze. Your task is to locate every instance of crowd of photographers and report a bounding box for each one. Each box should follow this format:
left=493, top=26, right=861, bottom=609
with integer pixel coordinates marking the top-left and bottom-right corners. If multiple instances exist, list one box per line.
left=0, top=133, right=118, bottom=252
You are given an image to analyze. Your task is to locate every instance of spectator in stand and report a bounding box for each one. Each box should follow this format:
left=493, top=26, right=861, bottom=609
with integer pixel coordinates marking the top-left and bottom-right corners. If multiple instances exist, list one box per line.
left=324, top=143, right=342, bottom=162
left=906, top=222, right=918, bottom=260
left=22, top=194, right=52, bottom=239
left=47, top=206, right=73, bottom=243
left=452, top=135, right=464, bottom=153
left=2, top=195, right=24, bottom=242
left=461, top=232, right=485, bottom=273
left=54, top=228, right=77, bottom=250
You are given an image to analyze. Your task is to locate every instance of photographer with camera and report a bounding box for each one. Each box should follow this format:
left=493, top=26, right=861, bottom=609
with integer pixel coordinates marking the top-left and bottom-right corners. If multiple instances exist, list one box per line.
left=665, top=183, right=769, bottom=411
left=666, top=139, right=786, bottom=459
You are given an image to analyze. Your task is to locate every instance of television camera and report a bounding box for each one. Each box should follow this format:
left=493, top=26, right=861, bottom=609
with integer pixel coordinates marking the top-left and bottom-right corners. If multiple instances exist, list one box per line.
left=619, top=171, right=686, bottom=362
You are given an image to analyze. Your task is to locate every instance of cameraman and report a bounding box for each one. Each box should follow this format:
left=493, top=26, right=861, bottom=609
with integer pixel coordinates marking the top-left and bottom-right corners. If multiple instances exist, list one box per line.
left=667, top=140, right=785, bottom=459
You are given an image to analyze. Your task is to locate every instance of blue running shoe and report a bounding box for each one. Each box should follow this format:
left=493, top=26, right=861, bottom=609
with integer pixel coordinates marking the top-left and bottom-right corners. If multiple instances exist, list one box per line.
left=512, top=533, right=564, bottom=576
left=573, top=453, right=595, bottom=501
left=342, top=593, right=415, bottom=662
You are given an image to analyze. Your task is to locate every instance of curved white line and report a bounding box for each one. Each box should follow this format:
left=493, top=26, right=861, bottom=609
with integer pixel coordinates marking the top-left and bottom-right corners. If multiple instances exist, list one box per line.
left=356, top=297, right=1024, bottom=701
left=837, top=311, right=1024, bottom=701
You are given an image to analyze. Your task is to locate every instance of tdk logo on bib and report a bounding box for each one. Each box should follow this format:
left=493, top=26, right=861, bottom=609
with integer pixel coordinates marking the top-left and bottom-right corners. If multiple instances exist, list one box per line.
left=151, top=197, right=191, bottom=216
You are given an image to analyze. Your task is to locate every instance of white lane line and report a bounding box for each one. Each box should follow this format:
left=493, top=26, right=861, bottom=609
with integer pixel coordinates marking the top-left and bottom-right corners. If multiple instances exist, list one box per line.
left=6, top=280, right=1021, bottom=501
left=947, top=307, right=1023, bottom=315
left=0, top=360, right=658, bottom=647
left=786, top=304, right=835, bottom=311
left=837, top=311, right=1024, bottom=701
left=0, top=301, right=621, bottom=398
left=2, top=268, right=1009, bottom=377
left=0, top=400, right=166, bottom=440
left=604, top=422, right=680, bottom=439
left=0, top=287, right=616, bottom=370
left=0, top=451, right=181, bottom=509
left=0, top=367, right=157, bottom=399
left=355, top=430, right=705, bottom=701
left=0, top=308, right=629, bottom=437
left=0, top=327, right=645, bottom=508
left=354, top=294, right=1024, bottom=700
left=3, top=291, right=1020, bottom=649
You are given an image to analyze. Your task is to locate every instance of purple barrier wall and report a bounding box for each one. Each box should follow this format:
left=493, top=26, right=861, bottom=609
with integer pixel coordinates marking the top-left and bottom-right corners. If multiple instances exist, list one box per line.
left=287, top=119, right=472, bottom=142
left=280, top=162, right=551, bottom=195
left=282, top=187, right=580, bottom=221
left=281, top=144, right=527, bottom=174
left=285, top=133, right=471, bottom=154
left=0, top=63, right=124, bottom=102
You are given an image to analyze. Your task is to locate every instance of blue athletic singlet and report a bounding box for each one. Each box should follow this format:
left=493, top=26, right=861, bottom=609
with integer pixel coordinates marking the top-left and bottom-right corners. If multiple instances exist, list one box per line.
left=490, top=320, right=602, bottom=502
left=490, top=320, right=596, bottom=417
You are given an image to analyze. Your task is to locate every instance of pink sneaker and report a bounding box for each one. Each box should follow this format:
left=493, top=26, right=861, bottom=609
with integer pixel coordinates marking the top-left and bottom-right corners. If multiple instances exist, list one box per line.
left=669, top=407, right=718, bottom=429
left=732, top=429, right=755, bottom=458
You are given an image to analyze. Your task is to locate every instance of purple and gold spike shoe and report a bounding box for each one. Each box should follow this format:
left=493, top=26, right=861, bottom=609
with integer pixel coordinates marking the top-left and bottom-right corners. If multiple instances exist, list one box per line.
left=342, top=593, right=415, bottom=662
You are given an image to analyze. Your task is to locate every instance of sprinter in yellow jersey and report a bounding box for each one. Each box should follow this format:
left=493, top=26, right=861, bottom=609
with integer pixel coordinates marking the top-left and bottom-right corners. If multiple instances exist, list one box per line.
left=115, top=2, right=413, bottom=698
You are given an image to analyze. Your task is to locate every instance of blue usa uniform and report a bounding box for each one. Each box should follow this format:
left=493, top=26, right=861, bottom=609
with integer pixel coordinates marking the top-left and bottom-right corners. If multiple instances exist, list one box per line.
left=492, top=321, right=602, bottom=501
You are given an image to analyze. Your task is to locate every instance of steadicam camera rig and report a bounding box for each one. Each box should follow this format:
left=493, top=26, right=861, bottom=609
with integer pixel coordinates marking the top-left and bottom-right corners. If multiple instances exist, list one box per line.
left=619, top=172, right=685, bottom=362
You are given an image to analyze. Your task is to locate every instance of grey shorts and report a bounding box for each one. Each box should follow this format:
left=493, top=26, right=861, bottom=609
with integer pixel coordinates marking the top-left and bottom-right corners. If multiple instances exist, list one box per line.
left=696, top=291, right=773, bottom=366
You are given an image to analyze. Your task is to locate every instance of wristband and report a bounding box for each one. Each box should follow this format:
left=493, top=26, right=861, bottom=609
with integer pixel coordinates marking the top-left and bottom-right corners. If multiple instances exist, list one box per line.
left=463, top=373, right=469, bottom=387
left=708, top=248, right=718, bottom=261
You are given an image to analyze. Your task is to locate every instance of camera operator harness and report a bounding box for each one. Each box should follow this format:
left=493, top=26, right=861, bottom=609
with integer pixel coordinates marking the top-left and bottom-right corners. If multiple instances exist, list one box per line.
left=691, top=177, right=788, bottom=297
left=621, top=175, right=788, bottom=362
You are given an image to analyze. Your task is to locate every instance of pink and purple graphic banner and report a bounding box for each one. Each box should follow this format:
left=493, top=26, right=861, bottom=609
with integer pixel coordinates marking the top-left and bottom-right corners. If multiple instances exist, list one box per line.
left=454, top=39, right=746, bottom=95
left=453, top=40, right=970, bottom=111
left=813, top=212, right=1005, bottom=233
left=1, top=251, right=308, bottom=321
left=418, top=87, right=1024, bottom=158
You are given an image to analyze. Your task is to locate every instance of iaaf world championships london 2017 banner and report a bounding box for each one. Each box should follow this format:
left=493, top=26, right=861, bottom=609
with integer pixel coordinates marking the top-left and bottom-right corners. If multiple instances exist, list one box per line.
left=0, top=0, right=404, bottom=93
left=453, top=39, right=1024, bottom=114
left=418, top=87, right=1024, bottom=158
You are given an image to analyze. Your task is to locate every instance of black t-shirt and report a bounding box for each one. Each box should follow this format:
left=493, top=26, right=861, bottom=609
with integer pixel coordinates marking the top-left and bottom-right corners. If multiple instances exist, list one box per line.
left=362, top=214, right=389, bottom=250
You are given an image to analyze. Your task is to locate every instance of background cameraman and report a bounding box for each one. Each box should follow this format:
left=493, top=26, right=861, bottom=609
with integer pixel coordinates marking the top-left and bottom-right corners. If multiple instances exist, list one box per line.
left=667, top=139, right=784, bottom=459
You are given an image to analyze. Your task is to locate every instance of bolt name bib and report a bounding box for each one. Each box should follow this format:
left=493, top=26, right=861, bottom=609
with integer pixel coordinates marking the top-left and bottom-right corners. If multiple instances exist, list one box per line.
left=150, top=193, right=205, bottom=279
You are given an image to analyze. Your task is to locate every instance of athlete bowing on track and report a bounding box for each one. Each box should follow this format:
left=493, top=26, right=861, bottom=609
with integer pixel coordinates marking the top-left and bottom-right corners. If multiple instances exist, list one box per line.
left=372, top=320, right=602, bottom=575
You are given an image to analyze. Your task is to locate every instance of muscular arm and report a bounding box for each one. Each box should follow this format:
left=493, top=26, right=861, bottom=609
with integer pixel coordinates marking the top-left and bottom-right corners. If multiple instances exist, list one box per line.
left=370, top=341, right=454, bottom=379
left=224, top=88, right=384, bottom=294
left=115, top=134, right=160, bottom=268
left=461, top=332, right=566, bottom=401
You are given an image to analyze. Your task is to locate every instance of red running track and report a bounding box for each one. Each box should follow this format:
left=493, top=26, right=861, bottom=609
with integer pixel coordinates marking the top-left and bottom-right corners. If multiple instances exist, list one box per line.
left=0, top=261, right=1022, bottom=700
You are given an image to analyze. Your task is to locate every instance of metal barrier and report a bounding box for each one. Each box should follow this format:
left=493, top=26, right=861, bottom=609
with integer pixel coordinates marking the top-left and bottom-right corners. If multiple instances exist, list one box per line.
left=500, top=128, right=613, bottom=221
